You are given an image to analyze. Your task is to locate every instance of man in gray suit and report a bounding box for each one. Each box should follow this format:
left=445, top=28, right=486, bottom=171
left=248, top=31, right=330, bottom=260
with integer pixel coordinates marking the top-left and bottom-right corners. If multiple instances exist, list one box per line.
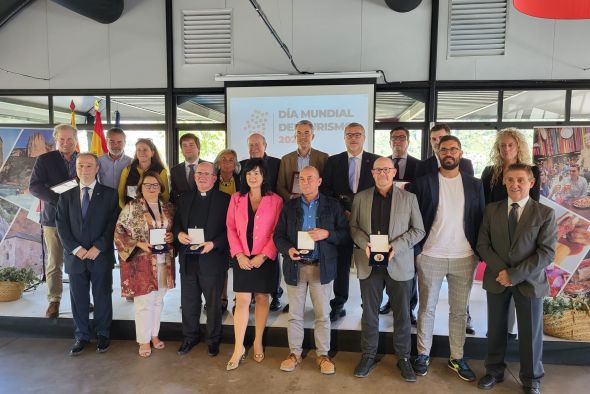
left=477, top=163, right=557, bottom=394
left=350, top=156, right=425, bottom=381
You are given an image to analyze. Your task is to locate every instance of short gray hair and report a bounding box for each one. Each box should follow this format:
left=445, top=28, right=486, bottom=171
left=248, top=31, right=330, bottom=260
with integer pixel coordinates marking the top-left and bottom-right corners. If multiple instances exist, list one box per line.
left=53, top=123, right=78, bottom=141
left=295, top=119, right=314, bottom=130
left=76, top=152, right=99, bottom=167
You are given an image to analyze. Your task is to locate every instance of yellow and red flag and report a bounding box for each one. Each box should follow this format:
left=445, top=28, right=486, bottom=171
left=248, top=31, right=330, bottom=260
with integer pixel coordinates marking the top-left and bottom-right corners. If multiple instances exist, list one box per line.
left=90, top=100, right=108, bottom=156
left=70, top=100, right=81, bottom=152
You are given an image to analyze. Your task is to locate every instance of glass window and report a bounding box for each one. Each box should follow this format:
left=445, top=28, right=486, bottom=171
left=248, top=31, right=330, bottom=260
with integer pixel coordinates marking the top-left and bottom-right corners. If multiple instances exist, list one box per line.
left=122, top=130, right=167, bottom=165
left=177, top=95, right=225, bottom=124
left=0, top=96, right=49, bottom=123
left=437, top=91, right=498, bottom=122
left=110, top=95, right=165, bottom=124
left=451, top=129, right=498, bottom=177
left=178, top=130, right=226, bottom=163
left=571, top=90, right=590, bottom=121
left=502, top=90, right=566, bottom=121
left=53, top=96, right=104, bottom=126
left=374, top=129, right=422, bottom=159
left=375, top=91, right=426, bottom=122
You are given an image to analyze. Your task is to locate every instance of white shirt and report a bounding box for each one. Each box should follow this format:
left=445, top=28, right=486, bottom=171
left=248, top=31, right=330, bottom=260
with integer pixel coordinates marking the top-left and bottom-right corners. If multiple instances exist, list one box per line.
left=184, top=160, right=199, bottom=181
left=507, top=196, right=529, bottom=222
left=347, top=151, right=363, bottom=193
left=422, top=173, right=474, bottom=258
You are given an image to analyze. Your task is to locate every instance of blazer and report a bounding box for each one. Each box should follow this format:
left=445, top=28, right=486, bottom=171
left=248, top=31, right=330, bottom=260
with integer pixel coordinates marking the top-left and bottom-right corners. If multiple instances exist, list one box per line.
left=481, top=165, right=541, bottom=204
left=239, top=154, right=281, bottom=193
left=409, top=172, right=485, bottom=256
left=274, top=193, right=349, bottom=285
left=277, top=148, right=329, bottom=200
left=56, top=183, right=119, bottom=274
left=394, top=154, right=421, bottom=182
left=415, top=155, right=474, bottom=179
left=29, top=150, right=72, bottom=226
left=226, top=192, right=283, bottom=260
left=477, top=199, right=557, bottom=298
left=173, top=188, right=230, bottom=275
left=350, top=187, right=425, bottom=281
left=320, top=150, right=380, bottom=210
left=170, top=159, right=203, bottom=204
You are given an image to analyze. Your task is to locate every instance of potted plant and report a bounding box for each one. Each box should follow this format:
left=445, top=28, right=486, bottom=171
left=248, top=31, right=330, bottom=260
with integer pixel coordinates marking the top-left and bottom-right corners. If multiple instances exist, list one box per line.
left=0, top=267, right=37, bottom=301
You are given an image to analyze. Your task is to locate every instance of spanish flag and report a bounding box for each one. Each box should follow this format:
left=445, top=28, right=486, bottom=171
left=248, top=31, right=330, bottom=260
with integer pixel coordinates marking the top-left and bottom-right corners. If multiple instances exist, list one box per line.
left=70, top=100, right=81, bottom=152
left=91, top=100, right=108, bottom=156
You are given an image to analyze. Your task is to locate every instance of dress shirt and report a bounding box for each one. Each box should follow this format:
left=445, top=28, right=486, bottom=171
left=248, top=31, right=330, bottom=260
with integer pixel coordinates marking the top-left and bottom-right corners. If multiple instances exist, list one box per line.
left=392, top=153, right=408, bottom=180
left=98, top=153, right=132, bottom=189
left=72, top=180, right=97, bottom=255
left=347, top=151, right=363, bottom=193
left=507, top=195, right=529, bottom=222
left=297, top=150, right=311, bottom=171
left=300, top=194, right=320, bottom=259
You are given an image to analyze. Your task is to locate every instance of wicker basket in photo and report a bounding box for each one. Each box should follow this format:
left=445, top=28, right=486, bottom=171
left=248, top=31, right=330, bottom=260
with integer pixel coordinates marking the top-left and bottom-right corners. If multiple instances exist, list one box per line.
left=0, top=281, right=24, bottom=302
left=543, top=309, right=590, bottom=341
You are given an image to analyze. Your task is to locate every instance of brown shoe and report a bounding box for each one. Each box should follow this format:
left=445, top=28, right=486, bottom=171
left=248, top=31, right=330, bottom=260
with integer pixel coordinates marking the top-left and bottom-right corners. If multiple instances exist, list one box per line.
left=46, top=302, right=60, bottom=318
left=317, top=355, right=335, bottom=375
left=280, top=353, right=302, bottom=372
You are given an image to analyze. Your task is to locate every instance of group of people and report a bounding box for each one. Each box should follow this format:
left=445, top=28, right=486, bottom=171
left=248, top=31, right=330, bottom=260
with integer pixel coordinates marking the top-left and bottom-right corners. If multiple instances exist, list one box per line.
left=29, top=120, right=556, bottom=394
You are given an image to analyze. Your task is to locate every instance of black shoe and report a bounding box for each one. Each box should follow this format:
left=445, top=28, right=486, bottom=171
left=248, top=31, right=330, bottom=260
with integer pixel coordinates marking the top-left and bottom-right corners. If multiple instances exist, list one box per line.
left=177, top=339, right=199, bottom=355
left=412, top=354, right=430, bottom=376
left=330, top=308, right=346, bottom=322
left=96, top=335, right=111, bottom=353
left=69, top=339, right=89, bottom=356
left=523, top=387, right=540, bottom=394
left=397, top=357, right=417, bottom=382
left=353, top=356, right=376, bottom=378
left=207, top=343, right=220, bottom=357
left=282, top=304, right=290, bottom=313
left=448, top=358, right=476, bottom=382
left=410, top=312, right=417, bottom=326
left=269, top=297, right=281, bottom=312
left=478, top=374, right=504, bottom=390
left=378, top=302, right=391, bottom=315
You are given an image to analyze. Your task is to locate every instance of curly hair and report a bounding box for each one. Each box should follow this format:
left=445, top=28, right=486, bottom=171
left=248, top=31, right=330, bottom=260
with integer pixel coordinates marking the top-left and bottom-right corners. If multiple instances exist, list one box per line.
left=489, top=128, right=532, bottom=187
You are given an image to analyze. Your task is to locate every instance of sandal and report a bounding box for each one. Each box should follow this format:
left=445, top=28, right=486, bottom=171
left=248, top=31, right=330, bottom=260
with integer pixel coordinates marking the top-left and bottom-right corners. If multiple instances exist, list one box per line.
left=139, top=344, right=152, bottom=358
left=253, top=344, right=264, bottom=363
left=151, top=337, right=165, bottom=350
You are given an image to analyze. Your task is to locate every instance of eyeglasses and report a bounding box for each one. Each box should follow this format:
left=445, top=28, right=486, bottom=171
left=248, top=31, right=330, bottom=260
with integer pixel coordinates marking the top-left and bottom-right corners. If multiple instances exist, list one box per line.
left=371, top=167, right=395, bottom=174
left=196, top=172, right=213, bottom=177
left=390, top=136, right=407, bottom=142
left=345, top=133, right=364, bottom=139
left=142, top=183, right=161, bottom=190
left=438, top=147, right=461, bottom=155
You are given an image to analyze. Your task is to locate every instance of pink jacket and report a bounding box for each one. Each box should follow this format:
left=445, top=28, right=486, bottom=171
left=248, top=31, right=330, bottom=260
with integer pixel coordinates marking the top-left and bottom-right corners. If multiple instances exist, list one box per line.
left=226, top=192, right=283, bottom=260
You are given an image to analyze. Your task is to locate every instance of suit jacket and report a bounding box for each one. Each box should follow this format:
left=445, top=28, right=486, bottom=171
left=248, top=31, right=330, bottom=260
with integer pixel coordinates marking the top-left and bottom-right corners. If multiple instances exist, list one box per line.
left=29, top=150, right=72, bottom=226
left=173, top=188, right=230, bottom=276
left=415, top=155, right=474, bottom=179
left=239, top=154, right=281, bottom=193
left=477, top=199, right=557, bottom=298
left=394, top=154, right=421, bottom=182
left=226, top=192, right=283, bottom=260
left=350, top=187, right=425, bottom=281
left=320, top=150, right=379, bottom=211
left=170, top=159, right=203, bottom=204
left=277, top=148, right=329, bottom=200
left=274, top=193, right=349, bottom=285
left=409, top=172, right=485, bottom=256
left=55, top=183, right=119, bottom=274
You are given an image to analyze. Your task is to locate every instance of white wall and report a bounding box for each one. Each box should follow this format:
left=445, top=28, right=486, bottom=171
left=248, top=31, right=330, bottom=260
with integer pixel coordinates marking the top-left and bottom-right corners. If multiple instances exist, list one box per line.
left=436, top=0, right=590, bottom=80
left=0, top=0, right=167, bottom=89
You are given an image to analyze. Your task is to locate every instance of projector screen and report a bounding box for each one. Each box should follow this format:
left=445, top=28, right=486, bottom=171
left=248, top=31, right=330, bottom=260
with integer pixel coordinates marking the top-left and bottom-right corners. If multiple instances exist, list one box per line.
left=226, top=84, right=375, bottom=160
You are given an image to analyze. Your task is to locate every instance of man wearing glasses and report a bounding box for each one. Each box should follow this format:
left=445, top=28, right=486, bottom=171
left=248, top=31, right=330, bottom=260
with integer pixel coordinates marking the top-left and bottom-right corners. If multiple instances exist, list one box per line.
left=409, top=135, right=484, bottom=383
left=350, top=157, right=425, bottom=380
left=320, top=122, right=379, bottom=322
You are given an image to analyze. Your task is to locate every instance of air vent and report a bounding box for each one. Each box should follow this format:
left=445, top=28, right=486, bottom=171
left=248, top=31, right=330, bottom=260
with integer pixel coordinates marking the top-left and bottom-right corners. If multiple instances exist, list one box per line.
left=183, top=9, right=232, bottom=65
left=448, top=0, right=507, bottom=58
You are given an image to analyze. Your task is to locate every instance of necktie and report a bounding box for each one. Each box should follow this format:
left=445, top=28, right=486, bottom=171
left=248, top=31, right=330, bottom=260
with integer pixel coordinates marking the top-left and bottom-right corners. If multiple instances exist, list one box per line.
left=188, top=164, right=196, bottom=190
left=349, top=157, right=358, bottom=193
left=508, top=202, right=519, bottom=243
left=393, top=157, right=400, bottom=180
left=81, top=187, right=90, bottom=219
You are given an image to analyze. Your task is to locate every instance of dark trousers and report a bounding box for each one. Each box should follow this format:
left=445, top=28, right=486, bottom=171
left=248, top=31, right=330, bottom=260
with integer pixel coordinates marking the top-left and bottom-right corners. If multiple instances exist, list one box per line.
left=330, top=241, right=353, bottom=311
left=359, top=267, right=412, bottom=358
left=410, top=274, right=418, bottom=312
left=180, top=269, right=224, bottom=346
left=69, top=269, right=112, bottom=341
left=486, top=287, right=544, bottom=389
left=271, top=254, right=283, bottom=299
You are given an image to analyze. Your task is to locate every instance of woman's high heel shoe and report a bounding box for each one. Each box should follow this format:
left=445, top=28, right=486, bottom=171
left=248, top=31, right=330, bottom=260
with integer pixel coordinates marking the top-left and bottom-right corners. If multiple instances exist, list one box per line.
left=226, top=347, right=246, bottom=371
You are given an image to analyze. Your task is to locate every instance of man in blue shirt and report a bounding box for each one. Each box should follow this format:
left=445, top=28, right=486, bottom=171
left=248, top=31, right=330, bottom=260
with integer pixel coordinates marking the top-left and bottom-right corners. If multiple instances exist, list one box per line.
left=97, top=127, right=132, bottom=190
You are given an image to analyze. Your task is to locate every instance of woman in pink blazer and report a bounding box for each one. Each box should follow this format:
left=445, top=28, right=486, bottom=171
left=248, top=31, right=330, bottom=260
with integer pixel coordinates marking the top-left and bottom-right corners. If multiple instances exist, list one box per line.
left=226, top=158, right=283, bottom=370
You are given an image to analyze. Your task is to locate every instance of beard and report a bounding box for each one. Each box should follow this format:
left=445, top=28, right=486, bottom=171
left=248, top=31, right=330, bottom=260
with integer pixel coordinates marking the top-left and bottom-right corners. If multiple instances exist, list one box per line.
left=440, top=157, right=459, bottom=170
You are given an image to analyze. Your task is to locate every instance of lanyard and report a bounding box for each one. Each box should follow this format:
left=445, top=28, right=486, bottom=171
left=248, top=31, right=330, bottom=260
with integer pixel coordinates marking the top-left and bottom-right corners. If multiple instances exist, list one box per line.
left=145, top=199, right=164, bottom=229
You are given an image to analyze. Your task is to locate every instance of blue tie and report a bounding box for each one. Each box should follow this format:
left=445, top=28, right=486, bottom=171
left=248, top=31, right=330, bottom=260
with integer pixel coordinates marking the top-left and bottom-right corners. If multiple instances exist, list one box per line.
left=349, top=157, right=357, bottom=192
left=81, top=187, right=90, bottom=219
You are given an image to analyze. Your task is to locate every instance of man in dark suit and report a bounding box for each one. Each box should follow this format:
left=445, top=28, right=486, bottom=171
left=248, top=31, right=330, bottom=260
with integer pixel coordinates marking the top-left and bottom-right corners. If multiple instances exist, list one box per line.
left=320, top=122, right=379, bottom=322
left=170, top=133, right=202, bottom=204
left=30, top=124, right=79, bottom=319
left=409, top=135, right=484, bottom=382
left=415, top=124, right=474, bottom=178
left=174, top=161, right=231, bottom=357
left=55, top=153, right=118, bottom=356
left=477, top=164, right=556, bottom=394
left=239, top=132, right=283, bottom=311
